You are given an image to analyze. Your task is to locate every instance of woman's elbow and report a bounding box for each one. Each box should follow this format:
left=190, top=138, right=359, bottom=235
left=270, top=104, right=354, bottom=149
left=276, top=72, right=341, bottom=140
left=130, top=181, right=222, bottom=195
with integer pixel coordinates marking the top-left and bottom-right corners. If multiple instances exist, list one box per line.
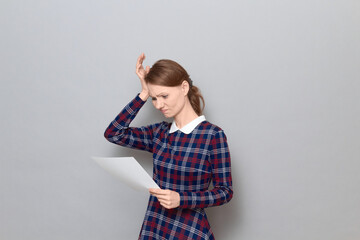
left=104, top=129, right=113, bottom=142
left=224, top=186, right=233, bottom=204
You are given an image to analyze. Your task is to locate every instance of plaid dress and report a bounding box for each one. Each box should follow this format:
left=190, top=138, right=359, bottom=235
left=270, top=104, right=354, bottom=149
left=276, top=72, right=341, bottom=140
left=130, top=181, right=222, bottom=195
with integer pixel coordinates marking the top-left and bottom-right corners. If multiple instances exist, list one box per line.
left=104, top=94, right=233, bottom=240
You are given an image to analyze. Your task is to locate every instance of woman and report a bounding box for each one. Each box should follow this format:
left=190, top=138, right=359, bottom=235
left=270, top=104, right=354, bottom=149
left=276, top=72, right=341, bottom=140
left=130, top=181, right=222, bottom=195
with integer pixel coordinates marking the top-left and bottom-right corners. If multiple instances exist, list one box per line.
left=104, top=53, right=233, bottom=240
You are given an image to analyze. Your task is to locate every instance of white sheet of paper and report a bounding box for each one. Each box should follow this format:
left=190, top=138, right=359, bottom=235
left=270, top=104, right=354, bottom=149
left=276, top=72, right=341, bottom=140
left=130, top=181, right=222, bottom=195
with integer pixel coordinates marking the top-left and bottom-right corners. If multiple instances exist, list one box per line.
left=92, top=156, right=160, bottom=192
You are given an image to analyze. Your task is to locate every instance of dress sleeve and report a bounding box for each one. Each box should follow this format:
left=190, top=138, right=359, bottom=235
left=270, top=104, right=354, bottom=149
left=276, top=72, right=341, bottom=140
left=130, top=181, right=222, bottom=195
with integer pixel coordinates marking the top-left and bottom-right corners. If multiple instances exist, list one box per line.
left=178, top=130, right=233, bottom=209
left=104, top=94, right=160, bottom=153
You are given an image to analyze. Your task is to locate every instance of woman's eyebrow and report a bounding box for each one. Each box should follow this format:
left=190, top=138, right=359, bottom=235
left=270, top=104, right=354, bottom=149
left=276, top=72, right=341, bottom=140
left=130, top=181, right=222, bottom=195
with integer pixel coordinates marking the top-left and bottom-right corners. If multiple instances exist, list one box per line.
left=149, top=92, right=168, bottom=98
left=154, top=92, right=168, bottom=97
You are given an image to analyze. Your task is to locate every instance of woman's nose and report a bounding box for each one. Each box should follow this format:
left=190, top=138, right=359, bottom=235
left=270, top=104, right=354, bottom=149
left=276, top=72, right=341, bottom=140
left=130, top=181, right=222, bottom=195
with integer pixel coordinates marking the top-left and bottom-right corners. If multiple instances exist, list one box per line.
left=155, top=100, right=163, bottom=109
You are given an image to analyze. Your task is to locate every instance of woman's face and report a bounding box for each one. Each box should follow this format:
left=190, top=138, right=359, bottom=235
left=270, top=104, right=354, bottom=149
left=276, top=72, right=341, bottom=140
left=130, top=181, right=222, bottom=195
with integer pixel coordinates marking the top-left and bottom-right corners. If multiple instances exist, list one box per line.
left=147, top=82, right=188, bottom=118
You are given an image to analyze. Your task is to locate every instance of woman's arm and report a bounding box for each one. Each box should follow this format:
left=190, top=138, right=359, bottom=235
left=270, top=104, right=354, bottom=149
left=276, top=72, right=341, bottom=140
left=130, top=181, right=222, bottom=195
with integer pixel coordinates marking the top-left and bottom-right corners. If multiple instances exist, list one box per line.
left=178, top=130, right=233, bottom=209
left=104, top=94, right=161, bottom=153
left=104, top=53, right=157, bottom=151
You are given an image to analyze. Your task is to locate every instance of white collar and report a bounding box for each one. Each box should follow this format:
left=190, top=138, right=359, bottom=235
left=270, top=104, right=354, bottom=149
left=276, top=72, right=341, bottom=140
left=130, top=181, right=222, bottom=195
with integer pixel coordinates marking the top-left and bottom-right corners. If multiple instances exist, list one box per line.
left=169, top=115, right=206, bottom=134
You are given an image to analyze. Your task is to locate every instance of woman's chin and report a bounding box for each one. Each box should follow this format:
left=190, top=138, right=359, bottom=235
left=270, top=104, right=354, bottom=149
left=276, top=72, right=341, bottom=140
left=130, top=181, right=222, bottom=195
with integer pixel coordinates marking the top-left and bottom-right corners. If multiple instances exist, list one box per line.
left=162, top=112, right=173, bottom=118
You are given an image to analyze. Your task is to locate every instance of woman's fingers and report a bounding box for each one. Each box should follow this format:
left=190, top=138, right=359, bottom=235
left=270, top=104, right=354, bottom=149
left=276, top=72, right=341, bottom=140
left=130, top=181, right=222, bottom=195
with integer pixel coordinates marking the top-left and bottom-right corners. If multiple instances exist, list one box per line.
left=136, top=53, right=149, bottom=81
left=158, top=199, right=172, bottom=209
left=149, top=188, right=180, bottom=209
left=153, top=194, right=170, bottom=201
left=134, top=53, right=150, bottom=100
left=137, top=53, right=145, bottom=65
left=149, top=188, right=166, bottom=194
left=149, top=189, right=172, bottom=198
left=136, top=53, right=144, bottom=72
left=159, top=202, right=171, bottom=209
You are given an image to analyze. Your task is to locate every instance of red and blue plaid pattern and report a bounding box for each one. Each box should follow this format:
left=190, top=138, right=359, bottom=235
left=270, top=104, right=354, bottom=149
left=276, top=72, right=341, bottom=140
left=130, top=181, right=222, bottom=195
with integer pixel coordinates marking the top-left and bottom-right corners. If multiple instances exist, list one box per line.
left=104, top=94, right=233, bottom=240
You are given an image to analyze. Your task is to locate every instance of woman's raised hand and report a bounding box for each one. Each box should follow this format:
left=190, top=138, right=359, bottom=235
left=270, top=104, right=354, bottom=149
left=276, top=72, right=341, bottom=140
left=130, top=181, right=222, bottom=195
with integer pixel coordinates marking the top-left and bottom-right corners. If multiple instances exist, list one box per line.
left=136, top=53, right=150, bottom=101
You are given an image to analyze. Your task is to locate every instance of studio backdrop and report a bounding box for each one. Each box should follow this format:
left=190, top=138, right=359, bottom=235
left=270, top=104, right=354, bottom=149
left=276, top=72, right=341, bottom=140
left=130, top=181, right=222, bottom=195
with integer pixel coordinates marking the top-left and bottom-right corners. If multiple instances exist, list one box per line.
left=1, top=1, right=359, bottom=239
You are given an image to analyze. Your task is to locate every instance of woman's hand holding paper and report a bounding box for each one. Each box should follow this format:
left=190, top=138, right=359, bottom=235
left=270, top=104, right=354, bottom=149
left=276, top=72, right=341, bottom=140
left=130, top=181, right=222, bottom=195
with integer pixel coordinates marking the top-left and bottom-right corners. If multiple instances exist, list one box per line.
left=149, top=188, right=180, bottom=209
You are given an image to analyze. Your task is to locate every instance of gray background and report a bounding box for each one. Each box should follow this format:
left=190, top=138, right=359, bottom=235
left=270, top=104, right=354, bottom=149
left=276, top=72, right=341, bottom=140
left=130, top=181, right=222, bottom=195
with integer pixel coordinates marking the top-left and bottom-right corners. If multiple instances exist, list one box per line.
left=1, top=0, right=359, bottom=239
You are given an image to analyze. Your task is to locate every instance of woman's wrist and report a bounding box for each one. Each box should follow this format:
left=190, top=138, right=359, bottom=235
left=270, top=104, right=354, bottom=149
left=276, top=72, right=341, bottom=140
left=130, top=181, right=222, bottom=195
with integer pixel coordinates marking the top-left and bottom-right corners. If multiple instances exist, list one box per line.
left=139, top=91, right=149, bottom=101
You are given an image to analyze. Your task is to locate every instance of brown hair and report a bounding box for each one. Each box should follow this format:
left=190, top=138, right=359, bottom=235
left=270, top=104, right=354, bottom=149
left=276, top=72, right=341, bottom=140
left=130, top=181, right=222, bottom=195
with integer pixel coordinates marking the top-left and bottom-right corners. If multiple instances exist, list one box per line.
left=145, top=59, right=205, bottom=115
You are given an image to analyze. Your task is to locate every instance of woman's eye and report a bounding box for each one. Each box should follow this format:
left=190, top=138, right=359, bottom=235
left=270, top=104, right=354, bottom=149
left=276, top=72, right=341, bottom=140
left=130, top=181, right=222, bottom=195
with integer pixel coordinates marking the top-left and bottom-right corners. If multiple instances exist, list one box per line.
left=152, top=97, right=157, bottom=101
left=162, top=95, right=168, bottom=99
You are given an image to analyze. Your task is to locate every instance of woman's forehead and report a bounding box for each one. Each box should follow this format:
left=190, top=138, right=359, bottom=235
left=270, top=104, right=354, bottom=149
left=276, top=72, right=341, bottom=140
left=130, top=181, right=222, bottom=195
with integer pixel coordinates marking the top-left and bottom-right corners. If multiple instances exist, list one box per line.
left=147, top=84, right=179, bottom=96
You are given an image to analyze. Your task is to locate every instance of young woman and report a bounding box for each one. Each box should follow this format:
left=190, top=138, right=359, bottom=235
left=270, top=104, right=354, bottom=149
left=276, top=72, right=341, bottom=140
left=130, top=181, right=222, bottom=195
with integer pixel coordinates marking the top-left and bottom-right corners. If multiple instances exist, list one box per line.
left=104, top=53, right=233, bottom=240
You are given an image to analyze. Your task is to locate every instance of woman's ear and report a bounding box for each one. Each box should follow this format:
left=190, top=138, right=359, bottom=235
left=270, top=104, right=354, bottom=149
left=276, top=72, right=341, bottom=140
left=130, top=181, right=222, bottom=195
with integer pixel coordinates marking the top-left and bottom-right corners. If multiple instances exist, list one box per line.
left=181, top=80, right=190, bottom=96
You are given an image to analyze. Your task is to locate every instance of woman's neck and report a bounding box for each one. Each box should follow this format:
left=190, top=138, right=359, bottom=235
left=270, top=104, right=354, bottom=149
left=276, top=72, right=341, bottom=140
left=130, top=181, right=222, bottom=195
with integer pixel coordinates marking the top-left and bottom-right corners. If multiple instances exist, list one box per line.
left=173, top=101, right=199, bottom=129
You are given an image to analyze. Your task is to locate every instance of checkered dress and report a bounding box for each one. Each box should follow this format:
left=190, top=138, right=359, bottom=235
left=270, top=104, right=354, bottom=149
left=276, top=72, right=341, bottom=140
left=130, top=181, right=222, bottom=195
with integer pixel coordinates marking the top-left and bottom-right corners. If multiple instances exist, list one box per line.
left=104, top=94, right=233, bottom=240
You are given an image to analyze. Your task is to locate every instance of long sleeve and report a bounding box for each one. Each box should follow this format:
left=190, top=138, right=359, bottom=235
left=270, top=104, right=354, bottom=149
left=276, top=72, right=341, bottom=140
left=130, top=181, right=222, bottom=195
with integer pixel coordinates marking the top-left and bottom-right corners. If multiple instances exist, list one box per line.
left=178, top=130, right=233, bottom=209
left=104, top=94, right=161, bottom=153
